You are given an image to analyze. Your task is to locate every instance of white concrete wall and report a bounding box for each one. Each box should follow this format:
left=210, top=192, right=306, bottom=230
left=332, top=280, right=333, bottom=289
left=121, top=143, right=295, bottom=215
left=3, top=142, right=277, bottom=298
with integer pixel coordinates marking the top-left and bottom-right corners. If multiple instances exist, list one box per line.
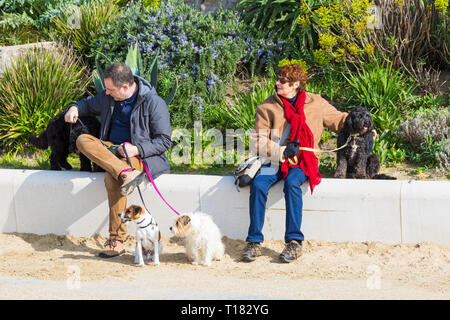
left=1, top=169, right=449, bottom=245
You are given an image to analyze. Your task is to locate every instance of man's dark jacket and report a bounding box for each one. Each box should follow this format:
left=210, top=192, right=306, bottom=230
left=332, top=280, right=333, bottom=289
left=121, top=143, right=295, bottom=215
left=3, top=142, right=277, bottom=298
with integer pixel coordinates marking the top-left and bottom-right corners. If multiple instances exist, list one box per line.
left=67, top=76, right=172, bottom=179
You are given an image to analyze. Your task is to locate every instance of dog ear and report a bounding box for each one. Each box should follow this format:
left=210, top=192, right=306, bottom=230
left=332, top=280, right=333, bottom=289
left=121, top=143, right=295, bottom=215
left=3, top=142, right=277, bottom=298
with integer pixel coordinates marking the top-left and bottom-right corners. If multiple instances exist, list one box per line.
left=181, top=215, right=191, bottom=225
left=133, top=206, right=142, bottom=216
left=343, top=113, right=352, bottom=133
left=368, top=114, right=375, bottom=131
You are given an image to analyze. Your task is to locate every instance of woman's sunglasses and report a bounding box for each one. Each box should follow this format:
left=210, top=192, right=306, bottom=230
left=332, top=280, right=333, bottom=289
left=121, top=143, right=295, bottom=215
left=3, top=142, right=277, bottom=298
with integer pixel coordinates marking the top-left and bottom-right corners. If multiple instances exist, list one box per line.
left=276, top=76, right=292, bottom=84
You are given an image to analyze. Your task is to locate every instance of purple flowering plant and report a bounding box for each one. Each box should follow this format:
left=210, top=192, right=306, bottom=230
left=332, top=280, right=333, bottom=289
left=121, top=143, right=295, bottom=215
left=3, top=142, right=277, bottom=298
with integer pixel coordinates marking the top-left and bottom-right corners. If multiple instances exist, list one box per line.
left=91, top=0, right=287, bottom=127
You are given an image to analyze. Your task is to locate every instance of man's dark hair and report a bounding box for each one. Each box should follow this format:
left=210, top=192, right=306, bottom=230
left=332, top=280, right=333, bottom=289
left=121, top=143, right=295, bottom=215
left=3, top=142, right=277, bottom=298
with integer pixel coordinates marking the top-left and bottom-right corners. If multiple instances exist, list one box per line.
left=103, top=62, right=134, bottom=87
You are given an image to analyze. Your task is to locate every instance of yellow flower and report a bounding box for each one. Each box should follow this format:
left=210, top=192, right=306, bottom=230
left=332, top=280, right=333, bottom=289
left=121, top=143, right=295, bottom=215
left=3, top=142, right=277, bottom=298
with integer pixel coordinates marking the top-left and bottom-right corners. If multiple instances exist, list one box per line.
left=435, top=0, right=448, bottom=13
left=297, top=15, right=311, bottom=29
left=347, top=43, right=361, bottom=56
left=329, top=2, right=343, bottom=22
left=319, top=33, right=338, bottom=51
left=278, top=59, right=309, bottom=73
left=144, top=0, right=160, bottom=9
left=315, top=6, right=334, bottom=29
left=353, top=21, right=367, bottom=36
left=350, top=0, right=373, bottom=19
left=363, top=44, right=375, bottom=55
left=341, top=17, right=351, bottom=31
left=313, top=50, right=332, bottom=66
left=278, top=59, right=291, bottom=68
left=334, top=48, right=346, bottom=62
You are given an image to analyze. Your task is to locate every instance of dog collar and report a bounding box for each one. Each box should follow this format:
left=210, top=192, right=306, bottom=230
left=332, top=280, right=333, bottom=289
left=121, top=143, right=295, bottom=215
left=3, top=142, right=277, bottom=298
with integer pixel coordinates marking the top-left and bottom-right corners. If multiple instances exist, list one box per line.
left=137, top=215, right=157, bottom=229
left=139, top=221, right=155, bottom=229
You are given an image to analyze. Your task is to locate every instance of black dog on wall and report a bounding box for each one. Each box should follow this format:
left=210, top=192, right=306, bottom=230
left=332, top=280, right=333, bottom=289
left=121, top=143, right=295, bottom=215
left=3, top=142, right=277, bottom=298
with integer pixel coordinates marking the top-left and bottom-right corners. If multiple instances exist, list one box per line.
left=334, top=106, right=395, bottom=180
left=28, top=111, right=101, bottom=171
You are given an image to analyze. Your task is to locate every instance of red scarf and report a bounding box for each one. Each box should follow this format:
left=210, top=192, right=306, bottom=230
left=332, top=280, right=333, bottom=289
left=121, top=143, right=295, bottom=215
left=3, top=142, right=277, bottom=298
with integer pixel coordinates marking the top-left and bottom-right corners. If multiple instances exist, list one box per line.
left=279, top=91, right=321, bottom=194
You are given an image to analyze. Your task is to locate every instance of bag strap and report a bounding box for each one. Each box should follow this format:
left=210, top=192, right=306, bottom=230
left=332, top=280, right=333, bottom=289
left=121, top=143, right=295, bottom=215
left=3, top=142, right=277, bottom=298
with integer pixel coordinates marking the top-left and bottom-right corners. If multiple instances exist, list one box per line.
left=279, top=124, right=290, bottom=146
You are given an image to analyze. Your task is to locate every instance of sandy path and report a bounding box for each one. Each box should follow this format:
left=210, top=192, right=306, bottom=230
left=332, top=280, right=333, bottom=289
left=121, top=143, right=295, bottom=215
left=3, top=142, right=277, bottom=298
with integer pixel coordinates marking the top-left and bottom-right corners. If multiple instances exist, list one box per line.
left=0, top=233, right=448, bottom=299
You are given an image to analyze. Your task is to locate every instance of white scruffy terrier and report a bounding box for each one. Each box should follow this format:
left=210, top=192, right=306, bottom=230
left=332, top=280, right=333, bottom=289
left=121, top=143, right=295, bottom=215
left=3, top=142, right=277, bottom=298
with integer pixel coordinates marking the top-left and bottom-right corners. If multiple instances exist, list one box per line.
left=169, top=212, right=224, bottom=266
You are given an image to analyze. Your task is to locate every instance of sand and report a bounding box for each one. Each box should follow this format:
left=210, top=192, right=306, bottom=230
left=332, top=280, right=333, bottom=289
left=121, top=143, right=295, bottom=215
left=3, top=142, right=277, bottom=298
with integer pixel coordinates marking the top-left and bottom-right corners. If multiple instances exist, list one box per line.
left=0, top=232, right=449, bottom=300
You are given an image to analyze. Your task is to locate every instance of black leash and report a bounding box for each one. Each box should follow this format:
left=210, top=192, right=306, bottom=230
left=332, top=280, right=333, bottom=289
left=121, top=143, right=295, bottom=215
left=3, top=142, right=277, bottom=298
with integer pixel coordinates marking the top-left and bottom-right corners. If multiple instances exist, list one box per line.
left=70, top=118, right=87, bottom=133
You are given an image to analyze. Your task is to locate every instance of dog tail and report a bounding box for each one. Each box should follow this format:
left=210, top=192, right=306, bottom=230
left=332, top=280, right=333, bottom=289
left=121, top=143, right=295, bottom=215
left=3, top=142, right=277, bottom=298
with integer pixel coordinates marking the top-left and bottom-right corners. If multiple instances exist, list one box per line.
left=28, top=130, right=48, bottom=149
left=372, top=174, right=397, bottom=180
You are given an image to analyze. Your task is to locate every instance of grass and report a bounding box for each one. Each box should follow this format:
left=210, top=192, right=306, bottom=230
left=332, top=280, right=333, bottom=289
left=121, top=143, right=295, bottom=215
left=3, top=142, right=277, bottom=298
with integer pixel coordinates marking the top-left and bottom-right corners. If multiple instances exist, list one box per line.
left=0, top=149, right=237, bottom=176
left=1, top=136, right=447, bottom=180
left=1, top=151, right=448, bottom=180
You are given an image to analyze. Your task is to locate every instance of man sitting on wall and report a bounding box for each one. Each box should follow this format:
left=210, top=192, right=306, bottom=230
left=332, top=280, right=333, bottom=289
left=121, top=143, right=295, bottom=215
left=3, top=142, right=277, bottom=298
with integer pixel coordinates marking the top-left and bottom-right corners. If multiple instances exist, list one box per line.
left=64, top=62, right=172, bottom=258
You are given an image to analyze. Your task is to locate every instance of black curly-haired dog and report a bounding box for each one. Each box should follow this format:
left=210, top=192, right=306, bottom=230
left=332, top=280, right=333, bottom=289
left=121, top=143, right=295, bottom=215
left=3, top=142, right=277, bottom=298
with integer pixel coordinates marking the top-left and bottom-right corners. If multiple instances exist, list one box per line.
left=334, top=107, right=395, bottom=180
left=28, top=111, right=101, bottom=171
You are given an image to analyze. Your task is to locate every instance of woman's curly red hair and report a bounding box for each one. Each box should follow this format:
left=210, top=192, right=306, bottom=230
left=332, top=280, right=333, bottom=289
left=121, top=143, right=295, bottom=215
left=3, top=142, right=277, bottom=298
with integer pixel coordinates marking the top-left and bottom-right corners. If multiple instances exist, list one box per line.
left=278, top=64, right=307, bottom=93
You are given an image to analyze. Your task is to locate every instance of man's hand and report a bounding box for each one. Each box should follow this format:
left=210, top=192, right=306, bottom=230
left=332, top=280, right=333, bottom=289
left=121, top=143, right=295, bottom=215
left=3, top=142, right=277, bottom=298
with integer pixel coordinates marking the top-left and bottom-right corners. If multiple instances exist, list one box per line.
left=118, top=143, right=140, bottom=158
left=64, top=106, right=79, bottom=123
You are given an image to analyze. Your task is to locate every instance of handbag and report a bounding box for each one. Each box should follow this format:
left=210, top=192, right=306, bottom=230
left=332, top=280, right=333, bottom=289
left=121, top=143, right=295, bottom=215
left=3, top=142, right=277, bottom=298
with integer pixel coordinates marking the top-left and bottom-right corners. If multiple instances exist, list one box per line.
left=233, top=156, right=263, bottom=190
left=234, top=125, right=290, bottom=191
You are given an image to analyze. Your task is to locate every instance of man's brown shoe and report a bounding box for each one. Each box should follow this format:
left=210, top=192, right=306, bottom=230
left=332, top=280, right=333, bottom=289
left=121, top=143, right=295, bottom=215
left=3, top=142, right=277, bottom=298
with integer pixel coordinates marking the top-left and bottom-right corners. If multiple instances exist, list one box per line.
left=99, top=237, right=125, bottom=258
left=119, top=169, right=146, bottom=196
left=279, top=240, right=302, bottom=263
left=241, top=242, right=262, bottom=262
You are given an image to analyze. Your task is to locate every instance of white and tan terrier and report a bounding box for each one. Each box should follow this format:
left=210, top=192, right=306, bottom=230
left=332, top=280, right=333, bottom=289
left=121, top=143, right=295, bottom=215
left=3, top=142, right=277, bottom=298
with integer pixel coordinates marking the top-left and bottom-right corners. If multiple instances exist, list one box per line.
left=170, top=212, right=224, bottom=266
left=118, top=205, right=162, bottom=266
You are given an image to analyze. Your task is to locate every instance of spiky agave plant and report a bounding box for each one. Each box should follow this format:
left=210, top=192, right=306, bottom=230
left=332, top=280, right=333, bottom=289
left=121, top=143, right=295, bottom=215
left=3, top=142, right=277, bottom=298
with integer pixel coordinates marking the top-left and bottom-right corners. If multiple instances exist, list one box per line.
left=93, top=42, right=177, bottom=105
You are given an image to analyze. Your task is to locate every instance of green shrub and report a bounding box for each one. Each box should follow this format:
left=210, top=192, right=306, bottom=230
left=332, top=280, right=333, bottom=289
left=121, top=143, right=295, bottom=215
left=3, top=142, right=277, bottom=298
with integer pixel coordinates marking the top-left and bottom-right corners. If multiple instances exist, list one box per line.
left=344, top=60, right=416, bottom=114
left=215, top=79, right=275, bottom=131
left=372, top=132, right=406, bottom=165
left=91, top=0, right=244, bottom=127
left=91, top=0, right=287, bottom=127
left=396, top=108, right=449, bottom=170
left=53, top=0, right=120, bottom=61
left=236, top=0, right=325, bottom=52
left=169, top=123, right=246, bottom=167
left=114, top=0, right=160, bottom=9
left=0, top=44, right=90, bottom=151
left=396, top=108, right=449, bottom=147
left=405, top=137, right=450, bottom=171
left=305, top=67, right=353, bottom=105
left=0, top=0, right=89, bottom=45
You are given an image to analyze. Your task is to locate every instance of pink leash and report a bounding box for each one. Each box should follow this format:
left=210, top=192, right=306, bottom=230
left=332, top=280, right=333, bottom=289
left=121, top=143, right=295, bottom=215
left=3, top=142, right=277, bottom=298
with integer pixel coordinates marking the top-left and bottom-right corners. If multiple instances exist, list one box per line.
left=122, top=142, right=181, bottom=216
left=137, top=155, right=181, bottom=216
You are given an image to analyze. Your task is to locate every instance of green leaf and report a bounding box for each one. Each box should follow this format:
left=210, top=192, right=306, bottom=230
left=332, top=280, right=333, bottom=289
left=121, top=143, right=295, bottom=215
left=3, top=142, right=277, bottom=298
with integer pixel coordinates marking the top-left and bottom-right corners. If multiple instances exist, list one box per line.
left=150, top=47, right=160, bottom=90
left=125, top=42, right=142, bottom=76
left=164, top=76, right=178, bottom=106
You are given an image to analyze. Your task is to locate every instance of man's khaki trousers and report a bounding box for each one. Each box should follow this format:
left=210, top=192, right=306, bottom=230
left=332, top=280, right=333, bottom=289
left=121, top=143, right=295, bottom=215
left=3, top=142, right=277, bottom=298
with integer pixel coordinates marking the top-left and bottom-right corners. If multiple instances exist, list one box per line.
left=76, top=134, right=144, bottom=241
